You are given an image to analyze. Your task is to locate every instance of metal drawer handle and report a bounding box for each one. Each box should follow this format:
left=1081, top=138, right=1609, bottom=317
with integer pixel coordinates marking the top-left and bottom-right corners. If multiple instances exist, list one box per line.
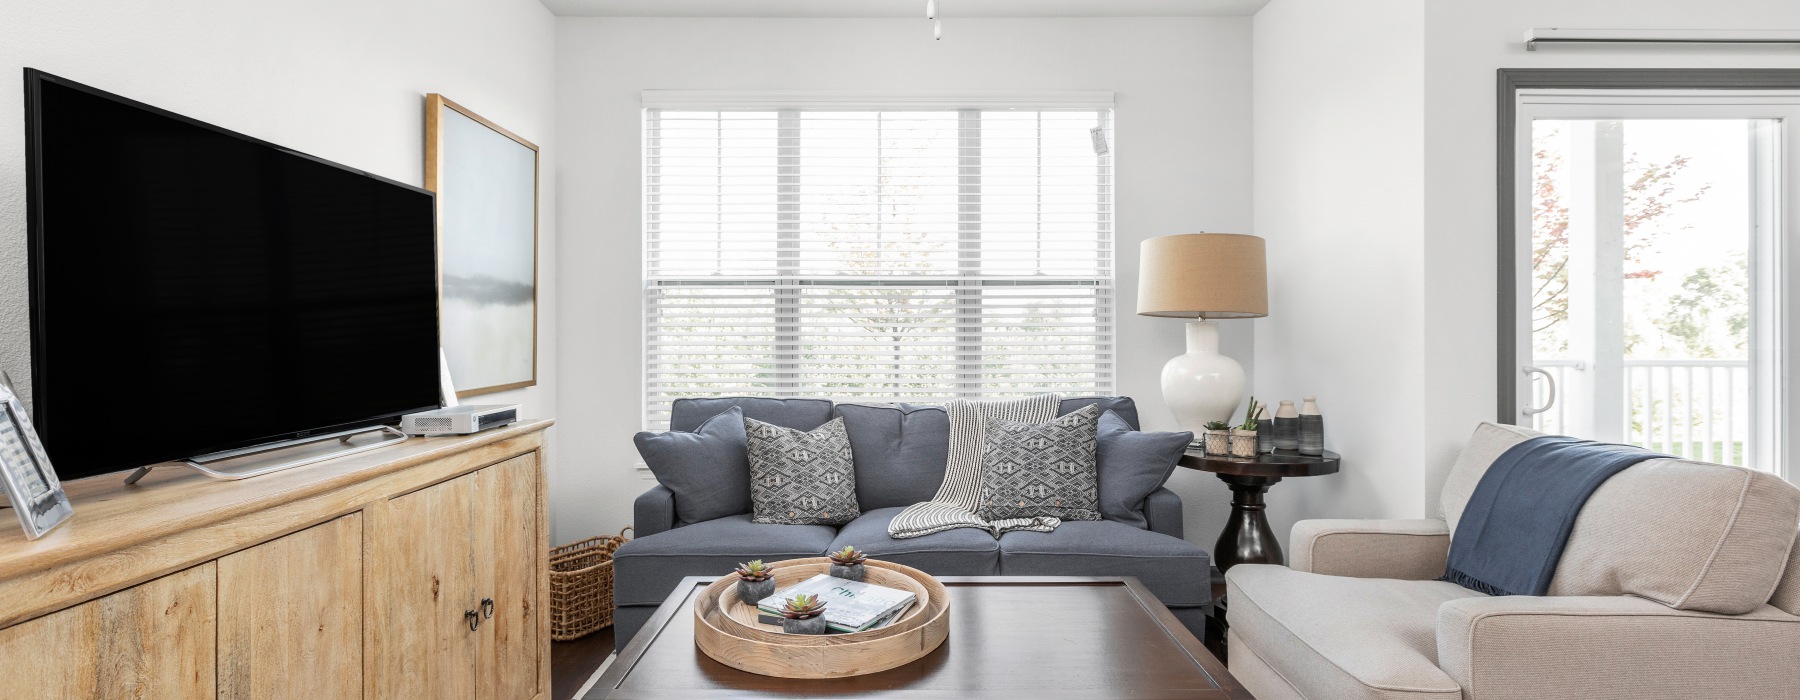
left=481, top=598, right=495, bottom=619
left=465, top=609, right=480, bottom=632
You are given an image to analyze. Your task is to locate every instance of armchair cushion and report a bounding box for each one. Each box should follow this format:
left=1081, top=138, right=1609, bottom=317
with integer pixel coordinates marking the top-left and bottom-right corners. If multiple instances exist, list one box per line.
left=1225, top=564, right=1476, bottom=700
left=1772, top=535, right=1800, bottom=616
left=1436, top=595, right=1800, bottom=700
left=1289, top=518, right=1450, bottom=580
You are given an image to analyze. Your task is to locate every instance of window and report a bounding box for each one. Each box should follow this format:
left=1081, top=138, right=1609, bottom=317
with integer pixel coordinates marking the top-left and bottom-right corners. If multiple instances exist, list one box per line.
left=643, top=96, right=1115, bottom=429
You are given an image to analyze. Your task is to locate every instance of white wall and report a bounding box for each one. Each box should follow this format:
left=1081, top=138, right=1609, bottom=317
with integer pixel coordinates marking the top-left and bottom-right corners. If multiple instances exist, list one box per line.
left=0, top=0, right=560, bottom=472
left=1251, top=0, right=1800, bottom=542
left=1420, top=0, right=1800, bottom=516
left=1251, top=0, right=1427, bottom=543
left=554, top=17, right=1254, bottom=546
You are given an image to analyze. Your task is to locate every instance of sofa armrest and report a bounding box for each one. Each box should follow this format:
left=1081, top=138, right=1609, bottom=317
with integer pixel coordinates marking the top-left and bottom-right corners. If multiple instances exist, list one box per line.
left=1143, top=487, right=1183, bottom=539
left=634, top=484, right=679, bottom=538
left=1288, top=518, right=1449, bottom=579
left=1437, top=596, right=1800, bottom=700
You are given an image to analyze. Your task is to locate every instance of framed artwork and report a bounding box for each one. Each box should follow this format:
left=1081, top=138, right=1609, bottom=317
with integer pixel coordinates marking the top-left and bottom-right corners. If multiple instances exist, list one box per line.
left=0, top=382, right=71, bottom=540
left=425, top=94, right=538, bottom=397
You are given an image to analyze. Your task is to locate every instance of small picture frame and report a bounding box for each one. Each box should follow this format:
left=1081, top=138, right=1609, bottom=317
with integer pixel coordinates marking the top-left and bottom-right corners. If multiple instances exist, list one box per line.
left=0, top=384, right=71, bottom=539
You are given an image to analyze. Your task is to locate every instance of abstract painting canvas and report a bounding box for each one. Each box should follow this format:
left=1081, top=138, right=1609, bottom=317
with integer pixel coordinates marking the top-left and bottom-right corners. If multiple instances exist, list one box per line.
left=426, top=94, right=537, bottom=396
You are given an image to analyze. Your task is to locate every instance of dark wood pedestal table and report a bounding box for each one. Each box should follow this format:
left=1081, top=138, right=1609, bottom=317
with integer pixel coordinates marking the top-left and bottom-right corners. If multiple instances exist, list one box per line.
left=1179, top=449, right=1341, bottom=571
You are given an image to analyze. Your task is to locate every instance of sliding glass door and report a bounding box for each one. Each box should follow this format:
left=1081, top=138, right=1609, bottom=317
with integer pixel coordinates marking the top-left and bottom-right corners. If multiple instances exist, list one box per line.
left=1512, top=91, right=1799, bottom=477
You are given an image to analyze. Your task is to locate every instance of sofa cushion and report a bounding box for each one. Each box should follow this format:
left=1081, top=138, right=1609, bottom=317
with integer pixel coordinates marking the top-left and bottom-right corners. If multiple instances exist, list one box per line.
left=1225, top=564, right=1475, bottom=700
left=828, top=507, right=1000, bottom=575
left=670, top=397, right=835, bottom=432
left=1059, top=396, right=1140, bottom=429
left=834, top=403, right=951, bottom=511
left=745, top=416, right=860, bottom=526
left=633, top=406, right=750, bottom=524
left=998, top=519, right=1211, bottom=606
left=1546, top=458, right=1800, bottom=614
left=1442, top=424, right=1800, bottom=614
left=1095, top=410, right=1191, bottom=529
left=610, top=514, right=837, bottom=607
left=979, top=404, right=1102, bottom=522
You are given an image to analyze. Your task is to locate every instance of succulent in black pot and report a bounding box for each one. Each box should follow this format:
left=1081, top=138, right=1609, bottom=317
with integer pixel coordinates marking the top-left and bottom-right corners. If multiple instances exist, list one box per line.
left=735, top=559, right=776, bottom=605
left=780, top=593, right=829, bottom=635
left=829, top=545, right=868, bottom=581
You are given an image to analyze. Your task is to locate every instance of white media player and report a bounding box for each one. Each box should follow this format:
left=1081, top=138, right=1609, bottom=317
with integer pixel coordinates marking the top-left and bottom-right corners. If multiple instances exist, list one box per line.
left=400, top=405, right=519, bottom=436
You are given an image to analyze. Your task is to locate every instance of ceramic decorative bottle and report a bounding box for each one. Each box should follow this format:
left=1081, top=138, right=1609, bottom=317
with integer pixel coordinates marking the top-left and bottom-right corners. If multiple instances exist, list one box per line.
left=1273, top=400, right=1300, bottom=451
left=1255, top=404, right=1275, bottom=453
left=1299, top=396, right=1324, bottom=456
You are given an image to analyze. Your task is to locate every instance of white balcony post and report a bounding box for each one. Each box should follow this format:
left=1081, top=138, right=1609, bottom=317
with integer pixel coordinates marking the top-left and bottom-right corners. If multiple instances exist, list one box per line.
left=1566, top=121, right=1628, bottom=443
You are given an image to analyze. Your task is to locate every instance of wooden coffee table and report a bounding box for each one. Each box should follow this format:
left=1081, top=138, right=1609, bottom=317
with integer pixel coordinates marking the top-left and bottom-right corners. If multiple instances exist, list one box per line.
left=584, top=576, right=1250, bottom=699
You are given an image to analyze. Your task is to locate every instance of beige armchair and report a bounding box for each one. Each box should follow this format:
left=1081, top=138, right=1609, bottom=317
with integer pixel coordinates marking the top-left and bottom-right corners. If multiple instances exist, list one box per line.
left=1225, top=423, right=1800, bottom=700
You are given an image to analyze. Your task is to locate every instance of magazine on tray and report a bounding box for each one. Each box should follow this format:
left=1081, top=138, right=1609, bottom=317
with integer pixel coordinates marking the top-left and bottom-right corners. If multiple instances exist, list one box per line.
left=756, top=573, right=917, bottom=633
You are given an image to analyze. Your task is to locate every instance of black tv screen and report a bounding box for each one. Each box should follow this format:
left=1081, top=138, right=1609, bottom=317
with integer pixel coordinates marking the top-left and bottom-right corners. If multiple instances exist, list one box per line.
left=24, top=69, right=441, bottom=479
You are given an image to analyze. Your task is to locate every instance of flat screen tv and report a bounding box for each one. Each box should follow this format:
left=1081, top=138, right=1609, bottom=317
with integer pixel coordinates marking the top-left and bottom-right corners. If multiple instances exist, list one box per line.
left=23, top=69, right=441, bottom=480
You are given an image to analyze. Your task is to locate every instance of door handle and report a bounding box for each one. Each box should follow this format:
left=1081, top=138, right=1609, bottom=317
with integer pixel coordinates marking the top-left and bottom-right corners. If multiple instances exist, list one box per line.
left=465, top=609, right=480, bottom=632
left=481, top=598, right=495, bottom=619
left=1522, top=365, right=1557, bottom=416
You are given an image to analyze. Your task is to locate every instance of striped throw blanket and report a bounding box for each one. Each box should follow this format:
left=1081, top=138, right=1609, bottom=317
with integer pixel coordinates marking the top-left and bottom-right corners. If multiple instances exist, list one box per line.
left=887, top=394, right=1063, bottom=539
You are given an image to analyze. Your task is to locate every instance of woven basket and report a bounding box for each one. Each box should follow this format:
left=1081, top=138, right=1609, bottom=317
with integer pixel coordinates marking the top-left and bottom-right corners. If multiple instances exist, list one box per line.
left=549, top=527, right=632, bottom=641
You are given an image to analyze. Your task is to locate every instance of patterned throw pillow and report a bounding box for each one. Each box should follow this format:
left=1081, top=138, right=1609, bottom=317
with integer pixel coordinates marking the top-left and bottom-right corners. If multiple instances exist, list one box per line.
left=745, top=416, right=861, bottom=526
left=978, top=404, right=1102, bottom=522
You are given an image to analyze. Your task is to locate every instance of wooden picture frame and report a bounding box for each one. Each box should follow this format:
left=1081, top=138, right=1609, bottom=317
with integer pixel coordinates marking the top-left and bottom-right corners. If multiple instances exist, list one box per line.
left=425, top=94, right=539, bottom=397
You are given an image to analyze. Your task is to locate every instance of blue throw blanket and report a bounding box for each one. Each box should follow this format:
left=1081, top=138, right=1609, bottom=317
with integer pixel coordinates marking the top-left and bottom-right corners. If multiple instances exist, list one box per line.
left=1441, top=436, right=1666, bottom=596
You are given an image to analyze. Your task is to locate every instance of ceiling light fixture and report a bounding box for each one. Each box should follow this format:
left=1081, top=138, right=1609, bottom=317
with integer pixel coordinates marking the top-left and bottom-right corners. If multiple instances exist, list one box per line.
left=928, top=0, right=941, bottom=40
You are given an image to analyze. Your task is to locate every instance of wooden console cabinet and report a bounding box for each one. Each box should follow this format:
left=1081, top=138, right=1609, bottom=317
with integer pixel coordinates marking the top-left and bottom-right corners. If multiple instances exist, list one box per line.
left=0, top=419, right=553, bottom=700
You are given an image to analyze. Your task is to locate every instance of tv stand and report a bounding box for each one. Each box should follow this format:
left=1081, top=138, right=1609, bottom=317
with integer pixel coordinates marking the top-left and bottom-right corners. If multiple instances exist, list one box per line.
left=123, top=424, right=409, bottom=484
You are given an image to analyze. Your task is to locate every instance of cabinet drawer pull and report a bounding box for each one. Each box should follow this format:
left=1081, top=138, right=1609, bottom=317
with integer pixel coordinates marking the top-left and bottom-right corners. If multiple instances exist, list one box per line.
left=481, top=598, right=495, bottom=619
left=465, top=609, right=480, bottom=632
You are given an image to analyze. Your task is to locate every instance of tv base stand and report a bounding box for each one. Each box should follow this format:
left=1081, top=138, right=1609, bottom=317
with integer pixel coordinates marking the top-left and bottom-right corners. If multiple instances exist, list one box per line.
left=124, top=424, right=409, bottom=484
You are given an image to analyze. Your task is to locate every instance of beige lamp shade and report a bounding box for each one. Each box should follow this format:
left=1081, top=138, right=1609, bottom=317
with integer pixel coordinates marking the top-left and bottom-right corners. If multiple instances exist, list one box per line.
left=1137, top=233, right=1268, bottom=318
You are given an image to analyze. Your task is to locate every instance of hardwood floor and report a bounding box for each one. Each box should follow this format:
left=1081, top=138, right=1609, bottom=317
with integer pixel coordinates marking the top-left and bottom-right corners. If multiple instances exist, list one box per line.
left=551, top=627, right=615, bottom=700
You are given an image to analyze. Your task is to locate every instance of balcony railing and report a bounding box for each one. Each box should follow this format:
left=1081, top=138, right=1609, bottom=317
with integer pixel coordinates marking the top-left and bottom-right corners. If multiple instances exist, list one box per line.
left=1529, top=358, right=1752, bottom=467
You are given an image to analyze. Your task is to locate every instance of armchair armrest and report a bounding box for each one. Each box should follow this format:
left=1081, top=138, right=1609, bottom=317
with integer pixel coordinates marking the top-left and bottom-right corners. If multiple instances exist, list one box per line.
left=634, top=484, right=679, bottom=538
left=1436, top=596, right=1800, bottom=700
left=1143, top=487, right=1183, bottom=539
left=1288, top=518, right=1449, bottom=579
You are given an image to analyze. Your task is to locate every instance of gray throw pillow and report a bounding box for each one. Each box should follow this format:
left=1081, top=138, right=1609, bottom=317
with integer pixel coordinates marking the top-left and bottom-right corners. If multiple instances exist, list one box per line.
left=633, top=406, right=750, bottom=524
left=1096, top=410, right=1192, bottom=529
left=745, top=416, right=861, bottom=526
left=979, top=404, right=1102, bottom=522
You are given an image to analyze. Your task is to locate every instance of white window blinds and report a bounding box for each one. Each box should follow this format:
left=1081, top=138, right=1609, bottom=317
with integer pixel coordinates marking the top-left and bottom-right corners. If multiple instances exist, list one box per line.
left=643, top=102, right=1115, bottom=429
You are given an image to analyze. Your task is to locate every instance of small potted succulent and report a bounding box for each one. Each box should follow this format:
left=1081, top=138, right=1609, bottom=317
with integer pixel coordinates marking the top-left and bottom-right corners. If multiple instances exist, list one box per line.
left=735, top=560, right=776, bottom=605
left=779, top=593, right=829, bottom=635
left=1202, top=421, right=1232, bottom=456
left=1230, top=398, right=1262, bottom=458
left=829, top=545, right=868, bottom=581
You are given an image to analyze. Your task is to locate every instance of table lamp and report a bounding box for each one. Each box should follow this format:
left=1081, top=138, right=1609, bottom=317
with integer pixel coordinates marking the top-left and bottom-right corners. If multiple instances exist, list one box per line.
left=1137, top=233, right=1268, bottom=432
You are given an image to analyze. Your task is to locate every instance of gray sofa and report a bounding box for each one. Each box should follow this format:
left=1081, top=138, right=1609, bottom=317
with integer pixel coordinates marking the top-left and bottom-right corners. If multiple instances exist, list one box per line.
left=613, top=396, right=1212, bottom=646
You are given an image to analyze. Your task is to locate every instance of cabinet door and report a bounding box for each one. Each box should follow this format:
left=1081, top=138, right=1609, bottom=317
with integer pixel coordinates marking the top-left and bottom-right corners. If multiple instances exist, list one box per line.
left=218, top=513, right=363, bottom=699
left=368, top=472, right=479, bottom=700
left=473, top=453, right=542, bottom=700
left=0, top=562, right=216, bottom=699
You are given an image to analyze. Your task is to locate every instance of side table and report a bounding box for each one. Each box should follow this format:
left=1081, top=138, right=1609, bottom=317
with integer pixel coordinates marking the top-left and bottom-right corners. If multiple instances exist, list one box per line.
left=1178, top=448, right=1340, bottom=571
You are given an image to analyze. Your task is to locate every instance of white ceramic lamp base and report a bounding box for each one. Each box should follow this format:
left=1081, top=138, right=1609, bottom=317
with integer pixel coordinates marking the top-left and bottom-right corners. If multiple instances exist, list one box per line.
left=1160, top=321, right=1246, bottom=433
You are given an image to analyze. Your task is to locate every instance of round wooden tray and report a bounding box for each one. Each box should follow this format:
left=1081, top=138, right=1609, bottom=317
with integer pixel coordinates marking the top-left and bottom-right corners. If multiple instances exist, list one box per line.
left=693, top=557, right=950, bottom=678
